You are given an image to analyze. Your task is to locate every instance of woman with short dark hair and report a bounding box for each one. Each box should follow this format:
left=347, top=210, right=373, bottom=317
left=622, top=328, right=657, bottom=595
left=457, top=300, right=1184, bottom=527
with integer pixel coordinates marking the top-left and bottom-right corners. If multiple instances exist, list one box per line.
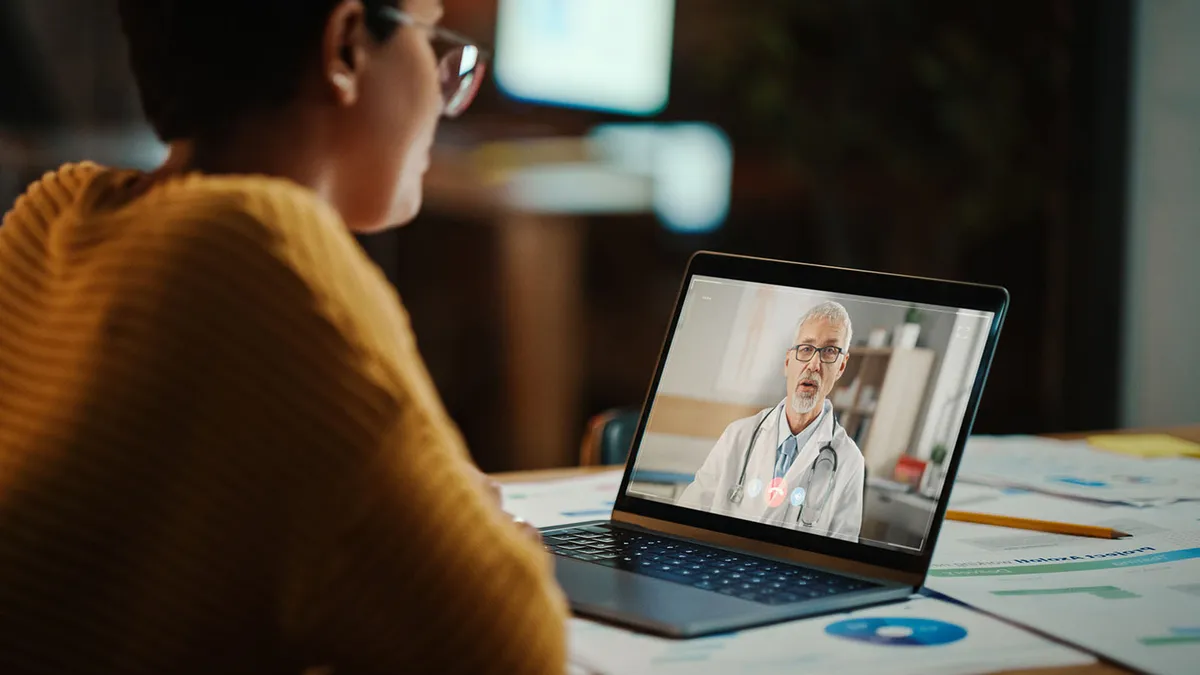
left=0, top=1, right=568, bottom=673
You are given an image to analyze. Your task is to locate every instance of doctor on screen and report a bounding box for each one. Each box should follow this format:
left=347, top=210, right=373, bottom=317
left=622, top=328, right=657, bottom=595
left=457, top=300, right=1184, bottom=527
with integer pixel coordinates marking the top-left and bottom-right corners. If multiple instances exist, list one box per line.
left=677, top=301, right=865, bottom=542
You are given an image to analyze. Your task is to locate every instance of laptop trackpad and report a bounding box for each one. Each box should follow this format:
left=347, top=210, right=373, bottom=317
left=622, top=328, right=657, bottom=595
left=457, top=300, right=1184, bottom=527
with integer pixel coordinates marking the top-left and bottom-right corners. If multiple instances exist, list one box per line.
left=555, top=557, right=760, bottom=636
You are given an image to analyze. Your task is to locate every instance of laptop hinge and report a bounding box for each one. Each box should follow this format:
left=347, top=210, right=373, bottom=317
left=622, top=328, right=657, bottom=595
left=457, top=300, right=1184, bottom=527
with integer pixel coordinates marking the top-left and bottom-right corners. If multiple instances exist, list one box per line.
left=612, top=510, right=924, bottom=587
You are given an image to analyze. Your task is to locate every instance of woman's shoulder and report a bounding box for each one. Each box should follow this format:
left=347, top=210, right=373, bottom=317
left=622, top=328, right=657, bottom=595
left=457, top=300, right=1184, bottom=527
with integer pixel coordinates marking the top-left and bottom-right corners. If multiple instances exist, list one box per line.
left=4, top=162, right=341, bottom=248
left=3, top=161, right=108, bottom=228
left=144, top=173, right=420, bottom=378
left=100, top=171, right=372, bottom=295
left=167, top=174, right=388, bottom=305
left=8, top=162, right=417, bottom=382
left=135, top=171, right=346, bottom=242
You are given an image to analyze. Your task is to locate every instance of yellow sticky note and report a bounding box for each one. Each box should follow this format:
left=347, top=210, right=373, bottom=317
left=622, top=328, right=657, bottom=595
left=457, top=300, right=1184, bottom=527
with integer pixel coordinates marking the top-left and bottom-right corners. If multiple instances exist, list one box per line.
left=1087, top=434, right=1200, bottom=458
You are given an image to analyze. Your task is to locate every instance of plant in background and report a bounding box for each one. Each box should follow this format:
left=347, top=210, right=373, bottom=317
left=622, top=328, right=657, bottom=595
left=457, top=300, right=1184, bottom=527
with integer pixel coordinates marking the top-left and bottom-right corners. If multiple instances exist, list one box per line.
left=930, top=443, right=949, bottom=466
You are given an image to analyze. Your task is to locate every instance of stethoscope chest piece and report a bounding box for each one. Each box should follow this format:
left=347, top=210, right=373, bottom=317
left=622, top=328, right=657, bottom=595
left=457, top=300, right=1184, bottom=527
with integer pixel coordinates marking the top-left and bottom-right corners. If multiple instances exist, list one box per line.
left=727, top=485, right=744, bottom=504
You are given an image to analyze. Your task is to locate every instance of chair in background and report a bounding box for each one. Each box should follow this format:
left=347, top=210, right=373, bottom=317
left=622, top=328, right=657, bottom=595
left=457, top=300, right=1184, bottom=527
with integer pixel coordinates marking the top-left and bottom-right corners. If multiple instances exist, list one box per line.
left=579, top=406, right=641, bottom=466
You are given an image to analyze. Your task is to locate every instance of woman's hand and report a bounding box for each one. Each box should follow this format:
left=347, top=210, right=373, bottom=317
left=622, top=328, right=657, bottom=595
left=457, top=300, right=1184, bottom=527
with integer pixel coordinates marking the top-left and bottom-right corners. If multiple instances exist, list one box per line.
left=473, top=468, right=542, bottom=545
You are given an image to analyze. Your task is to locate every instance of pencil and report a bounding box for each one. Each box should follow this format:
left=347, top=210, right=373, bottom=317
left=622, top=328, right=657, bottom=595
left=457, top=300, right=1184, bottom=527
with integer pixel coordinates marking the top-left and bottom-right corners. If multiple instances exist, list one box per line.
left=944, top=510, right=1131, bottom=539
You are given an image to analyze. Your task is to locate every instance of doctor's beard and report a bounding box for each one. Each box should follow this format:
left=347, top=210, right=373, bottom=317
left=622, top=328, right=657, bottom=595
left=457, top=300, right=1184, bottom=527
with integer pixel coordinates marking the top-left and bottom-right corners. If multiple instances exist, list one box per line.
left=790, top=376, right=822, bottom=413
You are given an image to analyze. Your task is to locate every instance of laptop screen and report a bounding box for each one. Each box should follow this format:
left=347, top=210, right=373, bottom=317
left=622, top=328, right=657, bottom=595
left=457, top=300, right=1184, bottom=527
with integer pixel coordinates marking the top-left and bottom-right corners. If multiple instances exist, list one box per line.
left=624, top=274, right=996, bottom=555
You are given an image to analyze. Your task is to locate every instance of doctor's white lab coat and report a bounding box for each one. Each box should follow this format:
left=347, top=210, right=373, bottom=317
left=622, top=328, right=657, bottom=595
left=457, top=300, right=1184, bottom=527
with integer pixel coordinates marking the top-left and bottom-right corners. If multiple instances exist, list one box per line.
left=676, top=400, right=865, bottom=542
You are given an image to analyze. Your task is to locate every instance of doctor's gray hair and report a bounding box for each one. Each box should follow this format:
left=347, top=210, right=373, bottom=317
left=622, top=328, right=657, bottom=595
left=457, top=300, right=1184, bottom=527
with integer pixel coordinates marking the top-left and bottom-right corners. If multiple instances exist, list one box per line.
left=793, top=301, right=854, bottom=351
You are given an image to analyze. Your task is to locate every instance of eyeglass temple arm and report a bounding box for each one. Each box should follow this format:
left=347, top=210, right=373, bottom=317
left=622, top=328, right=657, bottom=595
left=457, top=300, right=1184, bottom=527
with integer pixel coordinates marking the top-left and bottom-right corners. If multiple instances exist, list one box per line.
left=378, top=6, right=493, bottom=58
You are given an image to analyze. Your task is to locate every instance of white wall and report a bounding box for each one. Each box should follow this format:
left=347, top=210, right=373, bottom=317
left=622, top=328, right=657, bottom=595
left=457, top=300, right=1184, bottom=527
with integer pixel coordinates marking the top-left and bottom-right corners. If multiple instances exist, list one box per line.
left=911, top=312, right=991, bottom=460
left=1122, top=0, right=1200, bottom=427
left=656, top=277, right=962, bottom=410
left=659, top=278, right=867, bottom=405
left=655, top=277, right=742, bottom=399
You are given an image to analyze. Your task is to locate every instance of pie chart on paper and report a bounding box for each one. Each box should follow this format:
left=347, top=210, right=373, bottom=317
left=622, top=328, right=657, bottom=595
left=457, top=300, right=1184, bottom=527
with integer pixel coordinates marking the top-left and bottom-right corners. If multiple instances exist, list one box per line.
left=824, top=617, right=968, bottom=646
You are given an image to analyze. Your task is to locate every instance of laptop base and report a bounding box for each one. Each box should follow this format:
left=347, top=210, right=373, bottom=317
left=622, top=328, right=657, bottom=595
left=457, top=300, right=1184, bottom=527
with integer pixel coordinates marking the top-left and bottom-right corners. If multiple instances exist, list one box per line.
left=545, top=520, right=913, bottom=638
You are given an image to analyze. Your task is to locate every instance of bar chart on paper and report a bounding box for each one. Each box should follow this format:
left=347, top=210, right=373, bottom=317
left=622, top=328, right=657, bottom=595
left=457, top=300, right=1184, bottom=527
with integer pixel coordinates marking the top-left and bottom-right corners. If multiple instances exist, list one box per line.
left=1139, top=628, right=1200, bottom=647
left=991, top=585, right=1140, bottom=600
left=928, top=530, right=1200, bottom=675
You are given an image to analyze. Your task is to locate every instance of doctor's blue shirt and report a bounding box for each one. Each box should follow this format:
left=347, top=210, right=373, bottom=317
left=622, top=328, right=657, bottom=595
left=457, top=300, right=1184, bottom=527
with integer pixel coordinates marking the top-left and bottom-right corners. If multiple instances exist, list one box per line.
left=772, top=400, right=829, bottom=480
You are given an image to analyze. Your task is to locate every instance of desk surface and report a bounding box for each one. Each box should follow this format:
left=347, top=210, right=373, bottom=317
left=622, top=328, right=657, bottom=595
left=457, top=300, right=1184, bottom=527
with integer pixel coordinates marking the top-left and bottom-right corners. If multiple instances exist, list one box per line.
left=492, top=425, right=1200, bottom=675
left=1047, top=424, right=1200, bottom=443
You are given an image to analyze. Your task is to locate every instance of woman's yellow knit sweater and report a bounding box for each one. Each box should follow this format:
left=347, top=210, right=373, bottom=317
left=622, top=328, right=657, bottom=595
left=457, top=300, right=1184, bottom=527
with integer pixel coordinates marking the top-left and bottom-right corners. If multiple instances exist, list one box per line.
left=0, top=162, right=568, bottom=674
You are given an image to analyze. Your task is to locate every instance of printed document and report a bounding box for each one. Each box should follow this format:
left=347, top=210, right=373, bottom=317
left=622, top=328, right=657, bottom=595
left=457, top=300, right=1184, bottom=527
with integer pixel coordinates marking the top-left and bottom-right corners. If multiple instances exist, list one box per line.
left=958, top=435, right=1200, bottom=506
left=568, top=595, right=1091, bottom=675
left=501, top=470, right=623, bottom=528
left=929, top=525, right=1200, bottom=675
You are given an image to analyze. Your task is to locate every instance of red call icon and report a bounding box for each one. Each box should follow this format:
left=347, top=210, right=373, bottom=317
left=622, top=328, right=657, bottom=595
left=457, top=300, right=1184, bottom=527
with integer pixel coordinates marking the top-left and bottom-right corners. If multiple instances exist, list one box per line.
left=766, top=477, right=788, bottom=508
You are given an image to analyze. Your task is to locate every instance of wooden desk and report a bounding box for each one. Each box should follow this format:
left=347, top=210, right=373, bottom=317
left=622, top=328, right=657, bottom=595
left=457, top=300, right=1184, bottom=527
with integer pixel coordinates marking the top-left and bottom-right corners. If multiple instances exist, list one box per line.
left=492, top=425, right=1200, bottom=674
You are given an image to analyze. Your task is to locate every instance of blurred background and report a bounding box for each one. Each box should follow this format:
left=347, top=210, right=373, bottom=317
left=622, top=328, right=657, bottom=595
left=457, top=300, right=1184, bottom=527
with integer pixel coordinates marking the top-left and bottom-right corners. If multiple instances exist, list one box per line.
left=2, top=0, right=1196, bottom=472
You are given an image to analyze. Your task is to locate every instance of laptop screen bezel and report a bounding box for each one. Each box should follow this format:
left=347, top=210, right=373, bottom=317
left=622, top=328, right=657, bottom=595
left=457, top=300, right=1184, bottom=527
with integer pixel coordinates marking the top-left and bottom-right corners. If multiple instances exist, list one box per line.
left=611, top=251, right=1009, bottom=577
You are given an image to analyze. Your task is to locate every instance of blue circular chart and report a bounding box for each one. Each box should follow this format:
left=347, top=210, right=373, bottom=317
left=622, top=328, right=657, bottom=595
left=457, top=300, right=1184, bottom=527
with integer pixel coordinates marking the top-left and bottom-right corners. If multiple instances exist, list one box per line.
left=825, top=617, right=968, bottom=646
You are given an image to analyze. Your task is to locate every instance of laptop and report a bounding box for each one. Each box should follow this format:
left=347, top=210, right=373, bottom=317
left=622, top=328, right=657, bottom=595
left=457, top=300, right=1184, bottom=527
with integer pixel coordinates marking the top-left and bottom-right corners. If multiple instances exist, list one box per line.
left=541, top=251, right=1008, bottom=637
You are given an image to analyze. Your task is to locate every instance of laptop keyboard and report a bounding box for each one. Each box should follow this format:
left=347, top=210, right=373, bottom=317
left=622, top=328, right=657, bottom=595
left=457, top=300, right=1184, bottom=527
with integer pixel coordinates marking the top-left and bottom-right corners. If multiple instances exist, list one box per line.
left=544, top=524, right=879, bottom=605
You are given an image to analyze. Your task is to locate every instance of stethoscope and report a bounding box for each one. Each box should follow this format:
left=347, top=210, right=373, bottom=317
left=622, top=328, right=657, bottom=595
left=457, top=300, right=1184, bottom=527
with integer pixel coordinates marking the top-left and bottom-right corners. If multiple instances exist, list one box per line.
left=726, top=403, right=841, bottom=527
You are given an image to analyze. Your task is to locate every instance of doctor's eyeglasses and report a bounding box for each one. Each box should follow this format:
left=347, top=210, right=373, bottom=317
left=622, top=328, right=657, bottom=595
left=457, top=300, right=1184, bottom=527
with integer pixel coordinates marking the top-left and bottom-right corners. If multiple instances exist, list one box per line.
left=378, top=7, right=489, bottom=118
left=791, top=344, right=845, bottom=364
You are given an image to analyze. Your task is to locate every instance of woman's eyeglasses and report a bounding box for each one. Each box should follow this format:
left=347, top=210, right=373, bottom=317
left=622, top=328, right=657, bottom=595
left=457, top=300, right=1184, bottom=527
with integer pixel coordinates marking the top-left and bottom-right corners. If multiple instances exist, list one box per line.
left=378, top=7, right=488, bottom=118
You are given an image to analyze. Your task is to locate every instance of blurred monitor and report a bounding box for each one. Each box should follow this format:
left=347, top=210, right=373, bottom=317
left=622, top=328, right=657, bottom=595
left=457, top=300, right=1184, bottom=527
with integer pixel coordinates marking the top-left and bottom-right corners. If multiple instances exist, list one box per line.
left=493, top=0, right=676, bottom=115
left=589, top=122, right=732, bottom=233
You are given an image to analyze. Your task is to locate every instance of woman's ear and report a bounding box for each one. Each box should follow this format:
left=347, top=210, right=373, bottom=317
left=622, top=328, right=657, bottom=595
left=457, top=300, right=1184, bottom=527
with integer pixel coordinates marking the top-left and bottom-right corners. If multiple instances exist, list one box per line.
left=322, top=0, right=371, bottom=106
